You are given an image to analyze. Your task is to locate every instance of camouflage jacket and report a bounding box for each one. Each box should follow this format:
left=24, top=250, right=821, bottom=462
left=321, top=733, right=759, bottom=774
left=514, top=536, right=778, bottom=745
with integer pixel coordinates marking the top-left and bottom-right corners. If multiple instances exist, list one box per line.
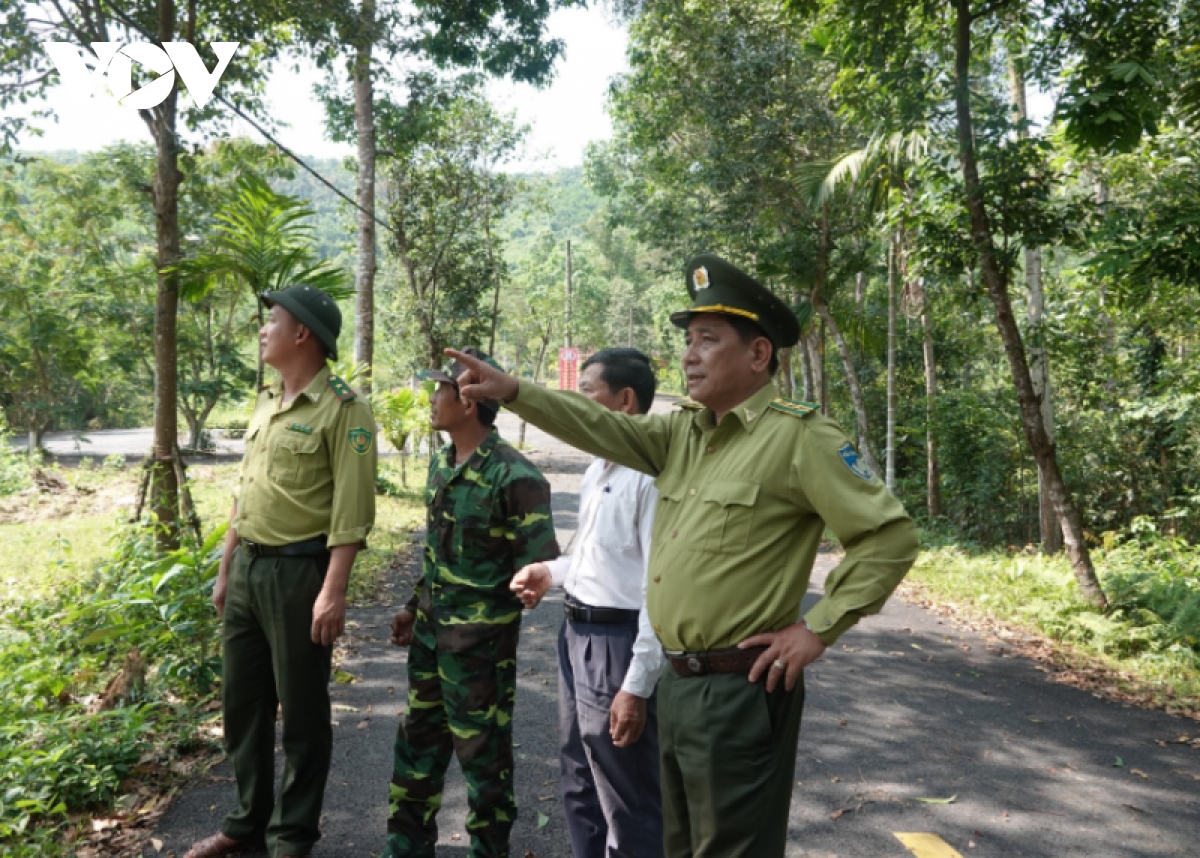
left=411, top=428, right=559, bottom=636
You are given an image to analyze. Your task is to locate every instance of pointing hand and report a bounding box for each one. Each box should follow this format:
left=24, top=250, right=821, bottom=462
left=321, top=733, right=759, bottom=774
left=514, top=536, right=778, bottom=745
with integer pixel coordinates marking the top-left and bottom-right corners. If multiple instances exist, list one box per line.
left=445, top=348, right=520, bottom=406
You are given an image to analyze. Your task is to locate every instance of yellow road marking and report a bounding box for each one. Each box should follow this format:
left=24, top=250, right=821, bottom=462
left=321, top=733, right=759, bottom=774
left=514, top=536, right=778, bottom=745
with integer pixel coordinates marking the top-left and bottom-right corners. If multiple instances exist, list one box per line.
left=894, top=832, right=964, bottom=858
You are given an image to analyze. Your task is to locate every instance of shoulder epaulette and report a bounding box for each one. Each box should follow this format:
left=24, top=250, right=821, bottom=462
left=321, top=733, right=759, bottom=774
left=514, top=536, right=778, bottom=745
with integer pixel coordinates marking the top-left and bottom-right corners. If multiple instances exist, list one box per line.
left=674, top=399, right=703, bottom=411
left=769, top=398, right=818, bottom=418
left=327, top=374, right=357, bottom=403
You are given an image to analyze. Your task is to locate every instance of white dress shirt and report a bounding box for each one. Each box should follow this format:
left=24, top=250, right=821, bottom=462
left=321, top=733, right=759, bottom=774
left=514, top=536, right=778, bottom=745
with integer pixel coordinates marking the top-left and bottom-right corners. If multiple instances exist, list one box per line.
left=545, top=458, right=666, bottom=698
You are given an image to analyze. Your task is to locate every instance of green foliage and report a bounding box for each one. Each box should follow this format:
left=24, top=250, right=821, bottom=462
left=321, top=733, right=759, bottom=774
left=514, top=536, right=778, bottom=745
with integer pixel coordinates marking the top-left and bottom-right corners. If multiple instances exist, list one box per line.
left=373, top=386, right=433, bottom=454
left=0, top=153, right=153, bottom=441
left=1101, top=518, right=1200, bottom=657
left=381, top=87, right=523, bottom=371
left=913, top=531, right=1200, bottom=706
left=0, top=521, right=225, bottom=844
left=175, top=175, right=352, bottom=306
left=0, top=411, right=30, bottom=496
left=1089, top=127, right=1200, bottom=296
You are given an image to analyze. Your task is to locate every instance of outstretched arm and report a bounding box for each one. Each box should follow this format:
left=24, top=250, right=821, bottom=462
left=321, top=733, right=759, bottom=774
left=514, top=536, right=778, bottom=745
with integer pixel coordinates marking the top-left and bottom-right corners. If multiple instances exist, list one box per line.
left=447, top=348, right=674, bottom=476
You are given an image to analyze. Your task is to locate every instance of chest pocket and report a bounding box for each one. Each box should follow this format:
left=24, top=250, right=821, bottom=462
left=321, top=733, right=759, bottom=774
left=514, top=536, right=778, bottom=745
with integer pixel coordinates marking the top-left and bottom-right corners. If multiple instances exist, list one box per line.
left=591, top=483, right=639, bottom=550
left=699, top=480, right=759, bottom=555
left=448, top=486, right=508, bottom=573
left=269, top=431, right=327, bottom=489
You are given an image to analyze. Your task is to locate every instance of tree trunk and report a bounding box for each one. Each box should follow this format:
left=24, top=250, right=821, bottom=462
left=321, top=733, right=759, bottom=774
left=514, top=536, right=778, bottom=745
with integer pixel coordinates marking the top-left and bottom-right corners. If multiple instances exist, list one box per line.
left=953, top=0, right=1105, bottom=607
left=809, top=322, right=828, bottom=414
left=1026, top=246, right=1061, bottom=550
left=521, top=323, right=554, bottom=447
left=812, top=207, right=880, bottom=475
left=885, top=239, right=897, bottom=492
left=486, top=197, right=501, bottom=355
left=186, top=412, right=203, bottom=452
left=813, top=288, right=880, bottom=477
left=149, top=0, right=182, bottom=549
left=777, top=347, right=794, bottom=398
left=352, top=0, right=377, bottom=393
left=919, top=278, right=942, bottom=518
left=797, top=332, right=815, bottom=402
left=1008, top=42, right=1061, bottom=552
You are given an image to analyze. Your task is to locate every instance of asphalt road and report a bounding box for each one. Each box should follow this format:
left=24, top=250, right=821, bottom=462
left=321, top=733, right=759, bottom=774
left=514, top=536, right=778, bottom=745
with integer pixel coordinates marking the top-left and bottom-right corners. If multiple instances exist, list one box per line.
left=139, top=407, right=1200, bottom=857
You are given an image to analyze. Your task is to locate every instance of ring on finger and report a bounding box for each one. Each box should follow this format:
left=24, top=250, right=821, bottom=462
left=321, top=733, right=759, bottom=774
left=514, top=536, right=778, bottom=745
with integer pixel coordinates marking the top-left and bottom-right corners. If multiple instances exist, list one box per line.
left=771, top=658, right=786, bottom=671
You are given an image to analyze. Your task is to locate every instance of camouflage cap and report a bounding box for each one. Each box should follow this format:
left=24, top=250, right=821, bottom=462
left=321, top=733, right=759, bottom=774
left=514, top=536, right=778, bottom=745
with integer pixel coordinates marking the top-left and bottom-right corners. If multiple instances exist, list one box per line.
left=419, top=347, right=503, bottom=416
left=669, top=253, right=800, bottom=349
left=260, top=284, right=342, bottom=360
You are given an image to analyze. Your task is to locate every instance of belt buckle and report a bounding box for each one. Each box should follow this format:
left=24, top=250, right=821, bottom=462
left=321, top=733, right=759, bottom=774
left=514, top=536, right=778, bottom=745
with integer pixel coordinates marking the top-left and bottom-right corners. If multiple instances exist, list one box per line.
left=243, top=540, right=262, bottom=557
left=686, top=655, right=704, bottom=674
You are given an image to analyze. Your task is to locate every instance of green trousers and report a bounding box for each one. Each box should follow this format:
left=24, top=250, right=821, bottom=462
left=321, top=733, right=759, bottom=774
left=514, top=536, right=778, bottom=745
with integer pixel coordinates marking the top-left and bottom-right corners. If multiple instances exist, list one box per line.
left=220, top=547, right=332, bottom=858
left=658, top=669, right=805, bottom=858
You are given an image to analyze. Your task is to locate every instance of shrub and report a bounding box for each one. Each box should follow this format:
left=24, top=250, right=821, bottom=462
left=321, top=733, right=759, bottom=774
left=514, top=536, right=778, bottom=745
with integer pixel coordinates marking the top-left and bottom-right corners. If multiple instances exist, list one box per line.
left=0, top=520, right=225, bottom=846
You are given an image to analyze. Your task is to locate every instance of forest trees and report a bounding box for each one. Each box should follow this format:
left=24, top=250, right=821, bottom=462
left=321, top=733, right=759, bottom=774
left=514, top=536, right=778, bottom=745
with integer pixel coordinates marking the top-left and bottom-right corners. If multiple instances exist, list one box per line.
left=0, top=158, right=140, bottom=452
left=812, top=0, right=1194, bottom=605
left=1, top=0, right=355, bottom=543
left=589, top=0, right=1200, bottom=603
left=313, top=0, right=585, bottom=391
left=595, top=0, right=884, bottom=472
left=382, top=90, right=524, bottom=369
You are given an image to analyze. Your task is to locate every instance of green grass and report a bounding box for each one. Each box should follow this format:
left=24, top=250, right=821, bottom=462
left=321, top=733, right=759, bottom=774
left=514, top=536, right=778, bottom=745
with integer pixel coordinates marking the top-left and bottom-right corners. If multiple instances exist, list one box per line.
left=1, top=460, right=426, bottom=603
left=910, top=533, right=1200, bottom=712
left=1, top=515, right=125, bottom=598
left=0, top=457, right=426, bottom=851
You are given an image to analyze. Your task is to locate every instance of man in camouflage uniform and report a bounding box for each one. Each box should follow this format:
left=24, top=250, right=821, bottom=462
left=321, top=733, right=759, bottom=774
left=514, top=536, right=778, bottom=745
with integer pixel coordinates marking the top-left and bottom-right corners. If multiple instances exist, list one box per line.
left=385, top=347, right=559, bottom=858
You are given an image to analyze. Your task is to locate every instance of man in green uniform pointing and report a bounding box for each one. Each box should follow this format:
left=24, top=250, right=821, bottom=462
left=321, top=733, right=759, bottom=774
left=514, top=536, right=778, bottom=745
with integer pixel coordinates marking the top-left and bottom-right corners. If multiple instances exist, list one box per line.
left=186, top=285, right=377, bottom=858
left=448, top=254, right=920, bottom=858
left=384, top=347, right=560, bottom=858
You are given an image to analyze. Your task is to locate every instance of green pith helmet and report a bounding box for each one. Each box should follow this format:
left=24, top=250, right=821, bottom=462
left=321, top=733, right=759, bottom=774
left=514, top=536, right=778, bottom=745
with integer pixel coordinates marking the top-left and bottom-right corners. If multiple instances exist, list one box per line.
left=418, top=347, right=504, bottom=416
left=669, top=253, right=800, bottom=349
left=260, top=284, right=342, bottom=360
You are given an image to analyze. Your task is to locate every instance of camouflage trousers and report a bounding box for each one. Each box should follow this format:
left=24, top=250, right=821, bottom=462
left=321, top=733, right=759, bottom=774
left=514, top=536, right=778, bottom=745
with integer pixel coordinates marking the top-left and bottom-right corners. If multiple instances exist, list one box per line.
left=385, top=610, right=520, bottom=858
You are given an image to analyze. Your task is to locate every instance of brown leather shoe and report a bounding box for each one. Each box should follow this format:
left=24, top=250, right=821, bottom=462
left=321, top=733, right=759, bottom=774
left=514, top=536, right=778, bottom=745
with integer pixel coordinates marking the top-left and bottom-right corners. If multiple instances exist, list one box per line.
left=182, top=832, right=266, bottom=858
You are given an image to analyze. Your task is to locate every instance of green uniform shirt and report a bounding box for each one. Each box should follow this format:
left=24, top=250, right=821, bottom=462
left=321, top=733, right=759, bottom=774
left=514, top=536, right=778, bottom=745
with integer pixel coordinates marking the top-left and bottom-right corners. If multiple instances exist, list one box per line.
left=508, top=381, right=919, bottom=650
left=235, top=366, right=377, bottom=548
left=413, top=428, right=559, bottom=640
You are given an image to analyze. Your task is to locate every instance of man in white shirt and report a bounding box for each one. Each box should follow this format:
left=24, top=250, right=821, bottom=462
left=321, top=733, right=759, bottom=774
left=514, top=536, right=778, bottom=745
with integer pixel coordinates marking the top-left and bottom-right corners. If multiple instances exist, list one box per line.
left=511, top=348, right=666, bottom=858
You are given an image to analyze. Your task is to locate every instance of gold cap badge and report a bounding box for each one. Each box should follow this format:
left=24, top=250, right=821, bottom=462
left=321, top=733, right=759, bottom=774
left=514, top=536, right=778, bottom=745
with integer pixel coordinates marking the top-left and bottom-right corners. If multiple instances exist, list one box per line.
left=693, top=265, right=710, bottom=290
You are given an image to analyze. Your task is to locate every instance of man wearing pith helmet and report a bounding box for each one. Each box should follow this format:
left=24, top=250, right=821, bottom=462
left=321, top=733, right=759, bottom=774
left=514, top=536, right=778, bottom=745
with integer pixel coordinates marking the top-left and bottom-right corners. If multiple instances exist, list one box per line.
left=447, top=253, right=919, bottom=857
left=186, top=284, right=377, bottom=858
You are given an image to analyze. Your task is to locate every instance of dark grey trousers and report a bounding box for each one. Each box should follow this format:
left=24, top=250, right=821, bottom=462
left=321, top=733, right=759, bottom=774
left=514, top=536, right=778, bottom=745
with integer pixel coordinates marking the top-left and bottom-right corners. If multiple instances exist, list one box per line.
left=558, top=616, right=664, bottom=858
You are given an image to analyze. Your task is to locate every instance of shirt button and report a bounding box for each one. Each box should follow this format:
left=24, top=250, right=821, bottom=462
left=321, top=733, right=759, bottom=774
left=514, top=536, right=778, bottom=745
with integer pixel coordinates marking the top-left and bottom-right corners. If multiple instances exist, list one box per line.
left=688, top=487, right=696, bottom=496
left=706, top=446, right=714, bottom=454
left=653, top=575, right=661, bottom=583
left=671, top=530, right=678, bottom=539
left=654, top=624, right=662, bottom=633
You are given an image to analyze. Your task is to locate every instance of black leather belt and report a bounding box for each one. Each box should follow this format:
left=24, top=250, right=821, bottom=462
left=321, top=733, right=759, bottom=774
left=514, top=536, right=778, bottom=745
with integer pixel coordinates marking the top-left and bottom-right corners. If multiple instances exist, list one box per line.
left=240, top=537, right=328, bottom=558
left=564, top=599, right=639, bottom=625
